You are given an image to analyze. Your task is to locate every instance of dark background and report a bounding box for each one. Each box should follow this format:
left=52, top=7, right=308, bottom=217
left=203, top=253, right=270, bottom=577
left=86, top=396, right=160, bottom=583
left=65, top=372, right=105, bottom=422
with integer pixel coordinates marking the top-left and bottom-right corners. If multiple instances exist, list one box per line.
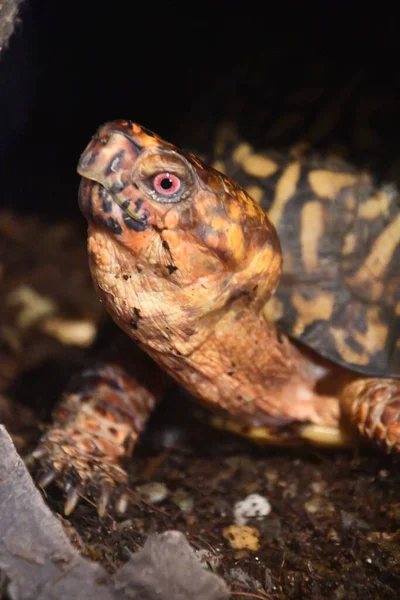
left=0, top=2, right=399, bottom=219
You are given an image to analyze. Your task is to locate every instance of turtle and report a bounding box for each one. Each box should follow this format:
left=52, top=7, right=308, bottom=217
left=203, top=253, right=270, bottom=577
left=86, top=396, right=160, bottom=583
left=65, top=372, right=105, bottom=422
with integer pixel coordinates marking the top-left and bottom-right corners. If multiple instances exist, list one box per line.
left=31, top=120, right=400, bottom=516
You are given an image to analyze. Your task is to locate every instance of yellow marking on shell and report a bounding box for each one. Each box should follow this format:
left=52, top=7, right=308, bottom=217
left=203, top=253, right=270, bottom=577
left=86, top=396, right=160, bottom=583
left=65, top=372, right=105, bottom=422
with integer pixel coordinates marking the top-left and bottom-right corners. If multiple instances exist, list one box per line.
left=292, top=291, right=335, bottom=336
left=346, top=214, right=400, bottom=301
left=268, top=162, right=301, bottom=228
left=263, top=296, right=284, bottom=322
left=242, top=154, right=278, bottom=178
left=342, top=232, right=357, bottom=255
left=396, top=303, right=400, bottom=317
left=308, top=170, right=358, bottom=199
left=231, top=142, right=252, bottom=164
left=300, top=201, right=325, bottom=272
left=330, top=307, right=389, bottom=366
left=358, top=191, right=392, bottom=220
left=330, top=328, right=369, bottom=365
left=330, top=327, right=369, bottom=365
left=245, top=185, right=264, bottom=204
left=212, top=160, right=226, bottom=174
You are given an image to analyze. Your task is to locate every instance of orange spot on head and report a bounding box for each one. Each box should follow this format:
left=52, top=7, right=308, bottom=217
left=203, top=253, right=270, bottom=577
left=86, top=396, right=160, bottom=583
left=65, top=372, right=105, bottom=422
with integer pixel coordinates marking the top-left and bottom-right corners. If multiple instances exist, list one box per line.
left=164, top=210, right=180, bottom=229
left=211, top=215, right=229, bottom=233
left=205, top=230, right=220, bottom=249
left=226, top=224, right=245, bottom=261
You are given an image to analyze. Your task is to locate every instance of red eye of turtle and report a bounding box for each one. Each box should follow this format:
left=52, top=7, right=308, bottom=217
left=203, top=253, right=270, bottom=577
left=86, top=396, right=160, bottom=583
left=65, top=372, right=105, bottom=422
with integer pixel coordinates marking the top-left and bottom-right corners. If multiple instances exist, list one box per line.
left=153, top=173, right=181, bottom=196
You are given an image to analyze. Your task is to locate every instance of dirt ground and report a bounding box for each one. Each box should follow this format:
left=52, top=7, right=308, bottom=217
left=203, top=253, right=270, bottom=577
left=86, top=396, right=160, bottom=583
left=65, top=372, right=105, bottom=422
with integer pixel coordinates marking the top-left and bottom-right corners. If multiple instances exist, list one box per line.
left=1, top=209, right=399, bottom=600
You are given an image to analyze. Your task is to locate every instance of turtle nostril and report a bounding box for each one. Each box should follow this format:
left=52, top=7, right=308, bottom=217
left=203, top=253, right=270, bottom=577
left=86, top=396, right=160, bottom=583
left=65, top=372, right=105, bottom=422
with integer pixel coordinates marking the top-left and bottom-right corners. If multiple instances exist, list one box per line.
left=78, top=150, right=99, bottom=171
left=109, top=182, right=126, bottom=194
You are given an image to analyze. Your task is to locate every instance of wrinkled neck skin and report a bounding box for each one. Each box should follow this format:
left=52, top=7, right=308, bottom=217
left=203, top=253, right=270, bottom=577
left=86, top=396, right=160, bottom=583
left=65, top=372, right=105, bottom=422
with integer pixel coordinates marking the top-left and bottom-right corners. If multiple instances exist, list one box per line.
left=87, top=226, right=333, bottom=428
left=87, top=220, right=276, bottom=357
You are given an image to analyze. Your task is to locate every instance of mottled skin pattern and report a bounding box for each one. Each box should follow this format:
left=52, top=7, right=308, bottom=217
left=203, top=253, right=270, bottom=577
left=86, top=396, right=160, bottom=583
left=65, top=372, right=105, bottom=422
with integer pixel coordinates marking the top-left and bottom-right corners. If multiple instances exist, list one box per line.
left=32, top=120, right=400, bottom=515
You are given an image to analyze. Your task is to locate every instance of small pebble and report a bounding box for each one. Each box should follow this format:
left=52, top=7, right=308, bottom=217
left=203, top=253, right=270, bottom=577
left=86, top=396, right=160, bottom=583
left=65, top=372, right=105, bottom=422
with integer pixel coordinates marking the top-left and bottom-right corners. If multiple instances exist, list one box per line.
left=223, top=525, right=260, bottom=551
left=172, top=488, right=194, bottom=513
left=310, top=480, right=327, bottom=494
left=233, top=493, right=271, bottom=526
left=136, top=482, right=169, bottom=504
left=304, top=495, right=328, bottom=514
left=7, top=286, right=56, bottom=328
left=41, top=317, right=97, bottom=347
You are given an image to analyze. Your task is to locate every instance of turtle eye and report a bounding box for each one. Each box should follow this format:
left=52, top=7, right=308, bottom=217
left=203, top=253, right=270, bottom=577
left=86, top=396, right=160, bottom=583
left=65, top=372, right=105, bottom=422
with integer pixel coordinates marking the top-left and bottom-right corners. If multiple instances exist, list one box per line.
left=152, top=173, right=181, bottom=197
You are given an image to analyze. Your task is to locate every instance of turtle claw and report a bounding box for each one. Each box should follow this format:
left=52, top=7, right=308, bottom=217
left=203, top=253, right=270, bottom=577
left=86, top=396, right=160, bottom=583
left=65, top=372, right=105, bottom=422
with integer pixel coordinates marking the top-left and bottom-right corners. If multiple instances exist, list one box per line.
left=27, top=445, right=51, bottom=463
left=115, top=491, right=130, bottom=516
left=37, top=467, right=58, bottom=489
left=25, top=362, right=158, bottom=516
left=97, top=482, right=112, bottom=518
left=28, top=428, right=130, bottom=518
left=64, top=483, right=82, bottom=516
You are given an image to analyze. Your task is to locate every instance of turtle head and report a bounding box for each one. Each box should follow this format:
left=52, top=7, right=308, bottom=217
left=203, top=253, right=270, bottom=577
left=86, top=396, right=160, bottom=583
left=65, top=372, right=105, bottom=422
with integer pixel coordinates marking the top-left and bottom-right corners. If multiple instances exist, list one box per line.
left=77, top=121, right=281, bottom=351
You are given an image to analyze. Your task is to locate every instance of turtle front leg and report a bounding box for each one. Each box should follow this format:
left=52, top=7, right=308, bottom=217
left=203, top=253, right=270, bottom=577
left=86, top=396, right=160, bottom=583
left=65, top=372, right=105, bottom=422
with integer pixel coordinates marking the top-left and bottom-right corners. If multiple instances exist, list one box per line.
left=340, top=378, right=400, bottom=452
left=30, top=358, right=166, bottom=516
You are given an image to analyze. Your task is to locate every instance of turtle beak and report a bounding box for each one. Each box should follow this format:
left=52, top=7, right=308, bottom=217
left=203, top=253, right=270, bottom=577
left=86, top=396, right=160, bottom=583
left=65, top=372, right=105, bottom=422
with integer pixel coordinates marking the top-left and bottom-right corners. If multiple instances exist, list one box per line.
left=77, top=129, right=140, bottom=184
left=77, top=122, right=154, bottom=233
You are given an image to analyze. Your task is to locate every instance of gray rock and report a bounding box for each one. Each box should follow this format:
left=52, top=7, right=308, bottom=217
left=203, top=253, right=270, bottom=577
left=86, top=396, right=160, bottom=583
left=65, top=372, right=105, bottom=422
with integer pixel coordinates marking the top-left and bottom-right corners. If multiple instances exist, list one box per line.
left=0, top=426, right=230, bottom=600
left=113, top=531, right=229, bottom=600
left=0, top=426, right=115, bottom=600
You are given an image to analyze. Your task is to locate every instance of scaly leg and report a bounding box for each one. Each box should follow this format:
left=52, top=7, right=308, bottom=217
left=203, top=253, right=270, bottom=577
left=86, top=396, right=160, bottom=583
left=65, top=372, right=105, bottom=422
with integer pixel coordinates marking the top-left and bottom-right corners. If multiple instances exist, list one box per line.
left=30, top=349, right=166, bottom=516
left=340, top=377, right=400, bottom=452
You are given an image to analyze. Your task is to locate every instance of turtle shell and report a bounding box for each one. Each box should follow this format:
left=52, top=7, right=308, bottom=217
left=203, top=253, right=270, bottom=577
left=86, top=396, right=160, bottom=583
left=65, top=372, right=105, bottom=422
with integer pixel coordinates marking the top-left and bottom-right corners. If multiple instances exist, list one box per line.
left=215, top=138, right=400, bottom=378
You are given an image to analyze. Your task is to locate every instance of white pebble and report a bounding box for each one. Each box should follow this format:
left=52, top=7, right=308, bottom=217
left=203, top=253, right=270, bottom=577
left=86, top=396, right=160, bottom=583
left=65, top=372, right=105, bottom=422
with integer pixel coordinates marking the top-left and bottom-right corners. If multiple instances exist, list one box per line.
left=136, top=482, right=169, bottom=504
left=233, top=493, right=271, bottom=526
